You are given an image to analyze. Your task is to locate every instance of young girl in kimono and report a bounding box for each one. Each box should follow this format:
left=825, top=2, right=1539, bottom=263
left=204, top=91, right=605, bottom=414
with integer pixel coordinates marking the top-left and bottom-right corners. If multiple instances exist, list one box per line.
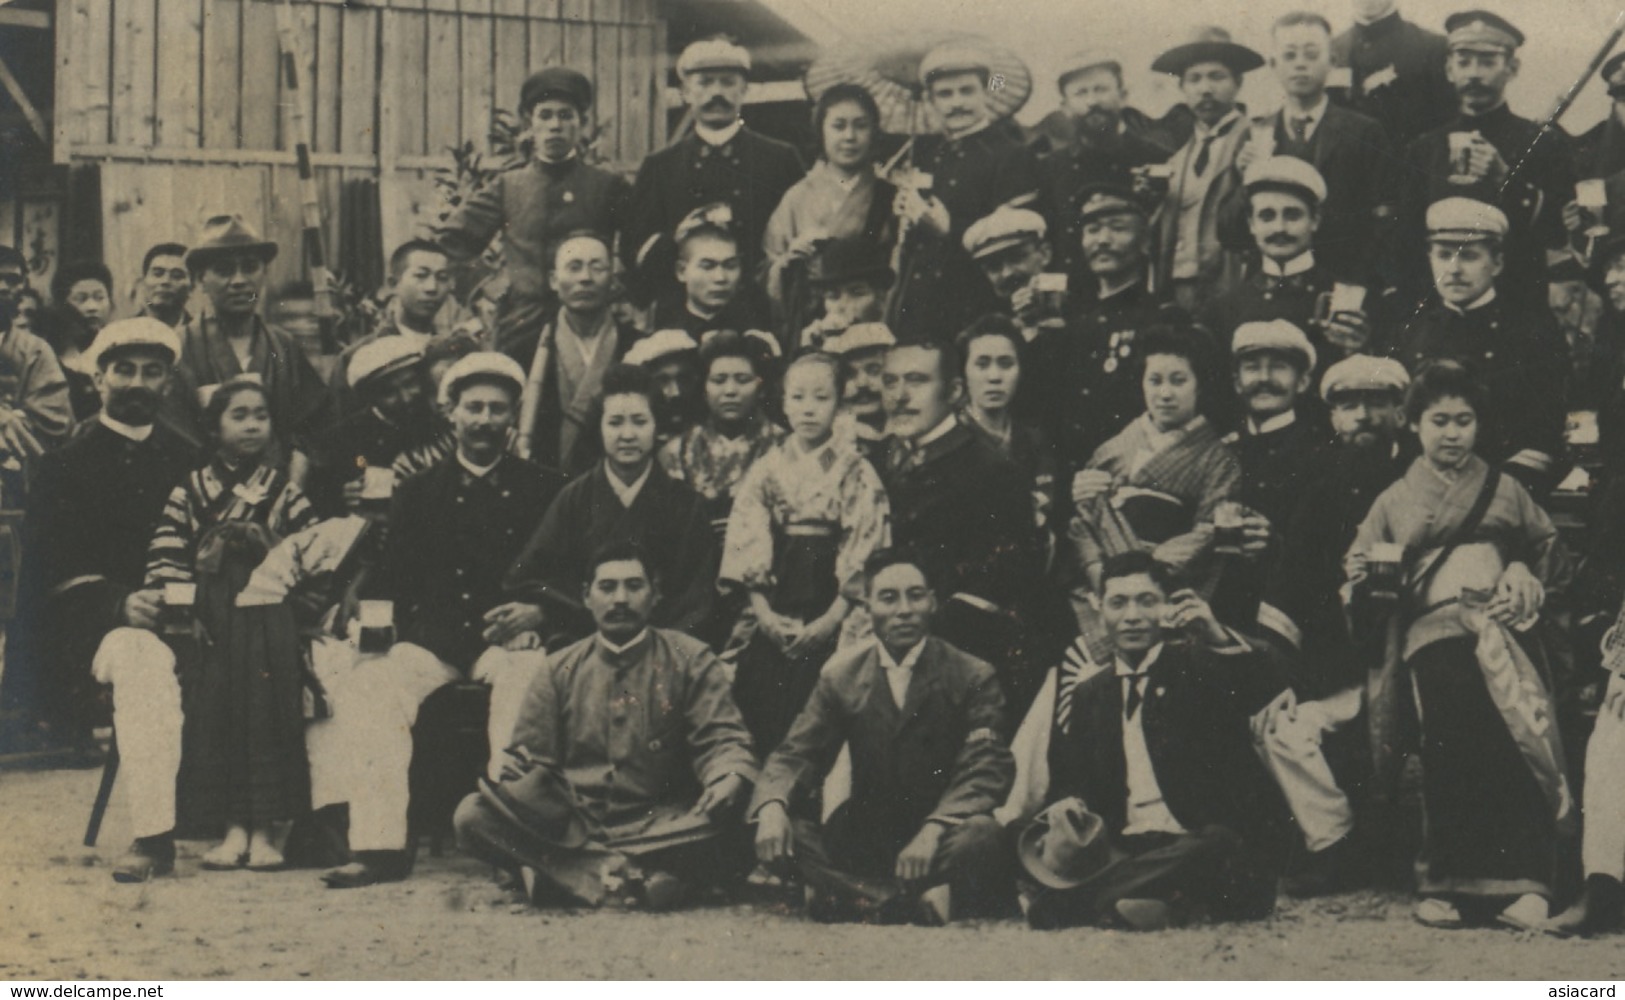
left=147, top=377, right=318, bottom=870
left=721, top=351, right=890, bottom=752
left=1346, top=361, right=1572, bottom=931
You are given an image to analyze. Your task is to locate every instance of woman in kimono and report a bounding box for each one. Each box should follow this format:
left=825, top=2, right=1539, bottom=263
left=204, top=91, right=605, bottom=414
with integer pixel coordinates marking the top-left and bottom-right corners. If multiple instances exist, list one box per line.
left=658, top=330, right=785, bottom=541
left=147, top=377, right=318, bottom=870
left=762, top=84, right=898, bottom=343
left=720, top=351, right=890, bottom=752
left=1345, top=361, right=1573, bottom=930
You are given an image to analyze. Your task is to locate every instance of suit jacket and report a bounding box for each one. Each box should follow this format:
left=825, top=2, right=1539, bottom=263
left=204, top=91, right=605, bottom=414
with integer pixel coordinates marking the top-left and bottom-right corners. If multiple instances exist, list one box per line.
left=1155, top=117, right=1250, bottom=298
left=752, top=636, right=1013, bottom=847
left=1330, top=11, right=1456, bottom=147
left=1045, top=639, right=1290, bottom=847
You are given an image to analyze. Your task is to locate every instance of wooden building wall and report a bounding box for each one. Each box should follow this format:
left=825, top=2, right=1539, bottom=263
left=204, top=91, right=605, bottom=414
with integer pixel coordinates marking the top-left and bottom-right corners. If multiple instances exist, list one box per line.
left=53, top=0, right=666, bottom=300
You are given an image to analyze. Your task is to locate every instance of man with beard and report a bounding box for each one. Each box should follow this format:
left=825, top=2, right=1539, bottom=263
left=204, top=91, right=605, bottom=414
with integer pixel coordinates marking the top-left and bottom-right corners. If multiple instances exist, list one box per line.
left=170, top=215, right=333, bottom=450
left=891, top=44, right=1041, bottom=342
left=1033, top=51, right=1173, bottom=285
left=623, top=329, right=703, bottom=445
left=878, top=340, right=1049, bottom=718
left=753, top=550, right=1015, bottom=924
left=824, top=321, right=895, bottom=463
left=331, top=240, right=464, bottom=413
left=135, top=243, right=192, bottom=329
left=648, top=208, right=772, bottom=339
left=0, top=245, right=72, bottom=467
left=301, top=338, right=450, bottom=519
left=1392, top=11, right=1575, bottom=309
left=1152, top=27, right=1265, bottom=310
left=311, top=352, right=563, bottom=889
left=1330, top=0, right=1455, bottom=147
left=1, top=319, right=197, bottom=877
left=623, top=39, right=803, bottom=306
left=1393, top=197, right=1567, bottom=494
left=514, top=231, right=642, bottom=476
left=1251, top=355, right=1411, bottom=895
left=439, top=68, right=629, bottom=355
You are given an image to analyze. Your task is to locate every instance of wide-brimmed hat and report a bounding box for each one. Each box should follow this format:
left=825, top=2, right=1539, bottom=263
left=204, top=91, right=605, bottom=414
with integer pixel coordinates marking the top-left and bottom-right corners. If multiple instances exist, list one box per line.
left=185, top=214, right=279, bottom=272
left=476, top=770, right=594, bottom=850
left=1152, top=26, right=1264, bottom=79
left=1017, top=798, right=1113, bottom=890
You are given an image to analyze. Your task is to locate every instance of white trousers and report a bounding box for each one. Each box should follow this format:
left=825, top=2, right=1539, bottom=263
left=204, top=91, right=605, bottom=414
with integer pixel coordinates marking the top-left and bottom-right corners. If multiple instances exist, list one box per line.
left=1252, top=685, right=1363, bottom=853
left=305, top=640, right=545, bottom=852
left=1583, top=673, right=1625, bottom=880
left=91, top=628, right=183, bottom=841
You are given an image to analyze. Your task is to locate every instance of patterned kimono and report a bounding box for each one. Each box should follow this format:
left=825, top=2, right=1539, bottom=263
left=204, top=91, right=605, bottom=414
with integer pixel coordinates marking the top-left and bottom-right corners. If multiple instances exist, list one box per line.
left=720, top=434, right=890, bottom=752
left=1349, top=454, right=1574, bottom=899
left=147, top=459, right=317, bottom=829
left=658, top=418, right=785, bottom=540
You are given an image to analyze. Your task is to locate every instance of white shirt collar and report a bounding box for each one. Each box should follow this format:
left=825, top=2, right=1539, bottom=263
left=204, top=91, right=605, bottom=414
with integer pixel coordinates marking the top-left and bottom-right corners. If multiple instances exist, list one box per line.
left=1283, top=95, right=1330, bottom=131
left=1259, top=250, right=1316, bottom=277
left=912, top=413, right=958, bottom=449
left=694, top=120, right=744, bottom=148
left=1443, top=286, right=1497, bottom=315
left=606, top=460, right=653, bottom=507
left=1115, top=642, right=1164, bottom=678
left=598, top=629, right=650, bottom=656
left=1247, top=410, right=1298, bottom=436
left=1194, top=108, right=1243, bottom=139
left=457, top=451, right=501, bottom=478
left=99, top=413, right=154, bottom=442
left=877, top=638, right=926, bottom=705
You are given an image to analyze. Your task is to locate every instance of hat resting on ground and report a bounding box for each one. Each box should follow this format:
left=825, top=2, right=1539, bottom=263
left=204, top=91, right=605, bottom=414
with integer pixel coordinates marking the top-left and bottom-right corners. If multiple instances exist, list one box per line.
left=1152, top=26, right=1264, bottom=79
left=1017, top=798, right=1113, bottom=890
left=1232, top=319, right=1317, bottom=373
left=87, top=316, right=182, bottom=370
left=1320, top=354, right=1410, bottom=401
left=437, top=351, right=527, bottom=408
left=185, top=214, right=279, bottom=273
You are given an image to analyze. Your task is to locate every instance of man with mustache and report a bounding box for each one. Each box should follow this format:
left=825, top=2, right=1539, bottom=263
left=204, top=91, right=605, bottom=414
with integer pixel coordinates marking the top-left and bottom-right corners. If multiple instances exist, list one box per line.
left=1392, top=11, right=1576, bottom=310
left=0, top=319, right=197, bottom=877
left=311, top=352, right=565, bottom=889
left=753, top=549, right=1015, bottom=924
left=623, top=39, right=803, bottom=307
left=1225, top=320, right=1330, bottom=529
left=963, top=207, right=1066, bottom=345
left=891, top=43, right=1041, bottom=341
left=439, top=68, right=629, bottom=357
left=455, top=540, right=757, bottom=911
left=1329, top=0, right=1455, bottom=147
left=1251, top=355, right=1411, bottom=897
left=1152, top=27, right=1266, bottom=311
left=823, top=321, right=895, bottom=463
left=1394, top=196, right=1567, bottom=494
left=623, top=329, right=704, bottom=444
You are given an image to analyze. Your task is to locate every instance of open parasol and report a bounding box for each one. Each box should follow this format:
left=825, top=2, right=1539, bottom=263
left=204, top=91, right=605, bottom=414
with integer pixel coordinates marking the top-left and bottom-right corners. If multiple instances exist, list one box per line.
left=803, top=34, right=1032, bottom=137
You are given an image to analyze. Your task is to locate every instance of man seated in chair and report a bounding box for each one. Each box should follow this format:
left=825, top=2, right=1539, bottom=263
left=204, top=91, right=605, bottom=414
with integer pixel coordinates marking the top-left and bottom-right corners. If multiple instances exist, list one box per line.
left=308, top=351, right=565, bottom=888
left=751, top=549, right=1016, bottom=925
left=454, top=540, right=758, bottom=910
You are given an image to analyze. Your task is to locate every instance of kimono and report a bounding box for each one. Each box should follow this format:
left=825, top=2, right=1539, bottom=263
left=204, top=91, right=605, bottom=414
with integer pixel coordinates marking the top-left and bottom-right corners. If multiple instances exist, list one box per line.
left=170, top=314, right=335, bottom=449
left=1349, top=454, right=1575, bottom=899
left=760, top=161, right=898, bottom=336
left=146, top=459, right=318, bottom=829
left=658, top=418, right=785, bottom=540
left=719, top=434, right=891, bottom=751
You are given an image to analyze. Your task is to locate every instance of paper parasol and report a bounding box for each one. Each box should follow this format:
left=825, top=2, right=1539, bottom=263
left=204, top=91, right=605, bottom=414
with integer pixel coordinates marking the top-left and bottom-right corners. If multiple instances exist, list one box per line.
left=803, top=34, right=1033, bottom=136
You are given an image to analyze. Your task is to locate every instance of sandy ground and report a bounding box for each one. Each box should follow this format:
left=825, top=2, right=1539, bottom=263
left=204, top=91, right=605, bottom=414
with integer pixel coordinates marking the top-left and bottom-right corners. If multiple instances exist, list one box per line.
left=2, top=767, right=1624, bottom=981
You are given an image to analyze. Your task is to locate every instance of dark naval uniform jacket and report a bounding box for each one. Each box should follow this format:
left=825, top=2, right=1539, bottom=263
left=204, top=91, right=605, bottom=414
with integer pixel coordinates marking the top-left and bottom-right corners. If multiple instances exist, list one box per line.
left=372, top=452, right=566, bottom=670
left=1329, top=10, right=1456, bottom=147
left=302, top=407, right=447, bottom=518
left=1037, top=125, right=1171, bottom=284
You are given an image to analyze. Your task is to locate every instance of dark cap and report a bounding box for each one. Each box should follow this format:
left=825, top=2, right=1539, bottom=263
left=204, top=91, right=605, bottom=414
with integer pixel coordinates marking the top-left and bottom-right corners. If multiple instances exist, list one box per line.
left=1076, top=181, right=1147, bottom=225
left=1604, top=51, right=1625, bottom=85
left=1443, top=10, right=1524, bottom=52
left=520, top=67, right=593, bottom=115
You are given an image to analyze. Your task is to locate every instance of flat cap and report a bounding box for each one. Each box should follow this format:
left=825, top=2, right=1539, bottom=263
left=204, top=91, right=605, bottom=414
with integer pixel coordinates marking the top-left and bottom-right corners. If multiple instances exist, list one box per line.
left=1058, top=50, right=1122, bottom=90
left=823, top=322, right=896, bottom=356
left=437, top=351, right=527, bottom=408
left=1444, top=10, right=1524, bottom=52
left=1426, top=196, right=1509, bottom=243
left=1232, top=318, right=1316, bottom=372
left=624, top=329, right=700, bottom=368
left=919, top=43, right=991, bottom=87
left=348, top=336, right=424, bottom=392
left=87, top=316, right=182, bottom=370
left=677, top=38, right=751, bottom=77
left=962, top=207, right=1048, bottom=260
left=520, top=67, right=593, bottom=114
left=1320, top=354, right=1410, bottom=401
left=1244, top=155, right=1328, bottom=205
left=1077, top=182, right=1147, bottom=225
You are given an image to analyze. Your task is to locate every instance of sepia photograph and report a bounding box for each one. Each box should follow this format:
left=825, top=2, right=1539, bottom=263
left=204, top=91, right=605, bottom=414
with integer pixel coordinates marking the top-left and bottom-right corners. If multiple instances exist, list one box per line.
left=2, top=0, right=1625, bottom=983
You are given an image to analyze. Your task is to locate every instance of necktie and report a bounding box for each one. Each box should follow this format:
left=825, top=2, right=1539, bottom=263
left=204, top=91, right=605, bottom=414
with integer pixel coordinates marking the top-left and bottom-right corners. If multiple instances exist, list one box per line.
left=1123, top=674, right=1146, bottom=720
left=1291, top=116, right=1311, bottom=144
left=1193, top=135, right=1217, bottom=176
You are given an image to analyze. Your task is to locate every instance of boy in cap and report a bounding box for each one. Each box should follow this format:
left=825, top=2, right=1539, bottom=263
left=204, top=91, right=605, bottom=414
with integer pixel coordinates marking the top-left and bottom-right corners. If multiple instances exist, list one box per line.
left=438, top=67, right=630, bottom=356
left=1329, top=0, right=1455, bottom=147
left=310, top=352, right=565, bottom=888
left=623, top=38, right=803, bottom=305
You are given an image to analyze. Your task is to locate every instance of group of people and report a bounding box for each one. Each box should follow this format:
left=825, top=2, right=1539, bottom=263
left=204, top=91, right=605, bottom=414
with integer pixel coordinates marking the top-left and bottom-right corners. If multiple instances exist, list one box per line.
left=6, top=0, right=1625, bottom=939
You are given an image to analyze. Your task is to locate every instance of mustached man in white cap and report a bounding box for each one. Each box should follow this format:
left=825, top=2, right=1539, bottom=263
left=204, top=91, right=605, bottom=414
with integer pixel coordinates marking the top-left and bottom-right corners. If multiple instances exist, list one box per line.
left=1396, top=196, right=1568, bottom=494
left=622, top=36, right=803, bottom=306
left=308, top=352, right=567, bottom=889
left=1251, top=354, right=1411, bottom=897
left=0, top=319, right=198, bottom=881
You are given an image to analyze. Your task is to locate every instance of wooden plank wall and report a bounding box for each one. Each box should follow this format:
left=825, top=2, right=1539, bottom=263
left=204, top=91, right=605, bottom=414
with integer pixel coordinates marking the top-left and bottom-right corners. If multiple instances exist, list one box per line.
left=56, top=0, right=668, bottom=297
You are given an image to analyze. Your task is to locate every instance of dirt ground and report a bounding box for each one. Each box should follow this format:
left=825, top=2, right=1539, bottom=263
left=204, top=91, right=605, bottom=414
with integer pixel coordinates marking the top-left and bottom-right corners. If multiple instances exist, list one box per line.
left=1, top=768, right=1623, bottom=981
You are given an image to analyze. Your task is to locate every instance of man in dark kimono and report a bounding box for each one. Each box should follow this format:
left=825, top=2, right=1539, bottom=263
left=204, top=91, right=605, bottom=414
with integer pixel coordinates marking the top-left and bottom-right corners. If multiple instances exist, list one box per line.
left=1330, top=0, right=1456, bottom=147
left=1392, top=11, right=1576, bottom=308
left=438, top=68, right=630, bottom=355
left=891, top=43, right=1041, bottom=341
left=505, top=363, right=718, bottom=646
left=1, top=319, right=197, bottom=881
left=623, top=39, right=803, bottom=305
left=456, top=539, right=757, bottom=910
left=753, top=550, right=1015, bottom=924
left=311, top=352, right=565, bottom=889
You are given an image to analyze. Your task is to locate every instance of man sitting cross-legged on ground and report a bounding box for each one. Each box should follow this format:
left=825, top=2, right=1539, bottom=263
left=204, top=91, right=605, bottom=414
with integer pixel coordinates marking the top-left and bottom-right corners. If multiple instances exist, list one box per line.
left=752, top=548, right=1016, bottom=925
left=455, top=540, right=758, bottom=910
